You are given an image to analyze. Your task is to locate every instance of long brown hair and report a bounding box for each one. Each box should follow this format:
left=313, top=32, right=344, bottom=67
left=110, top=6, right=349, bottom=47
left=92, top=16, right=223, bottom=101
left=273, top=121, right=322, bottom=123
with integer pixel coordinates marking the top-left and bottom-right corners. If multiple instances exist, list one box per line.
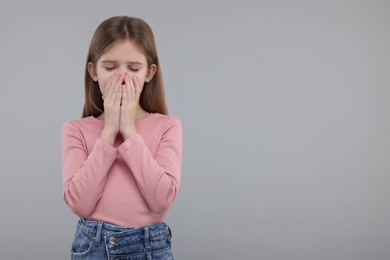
left=82, top=16, right=168, bottom=118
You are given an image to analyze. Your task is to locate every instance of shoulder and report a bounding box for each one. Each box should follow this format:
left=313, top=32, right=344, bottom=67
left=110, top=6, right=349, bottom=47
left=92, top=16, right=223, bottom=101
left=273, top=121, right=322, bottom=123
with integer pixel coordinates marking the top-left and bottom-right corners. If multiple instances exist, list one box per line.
left=144, top=113, right=182, bottom=129
left=140, top=113, right=182, bottom=140
left=61, top=116, right=99, bottom=135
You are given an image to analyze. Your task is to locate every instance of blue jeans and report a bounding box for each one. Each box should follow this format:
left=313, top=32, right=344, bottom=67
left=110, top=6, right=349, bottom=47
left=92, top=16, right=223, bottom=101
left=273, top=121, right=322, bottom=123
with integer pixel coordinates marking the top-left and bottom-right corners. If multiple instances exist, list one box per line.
left=71, top=219, right=174, bottom=260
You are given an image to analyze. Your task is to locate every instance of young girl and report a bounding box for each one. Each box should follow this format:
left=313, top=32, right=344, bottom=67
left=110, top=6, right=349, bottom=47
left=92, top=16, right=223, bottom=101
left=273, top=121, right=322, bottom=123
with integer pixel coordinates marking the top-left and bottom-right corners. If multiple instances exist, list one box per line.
left=61, top=16, right=182, bottom=260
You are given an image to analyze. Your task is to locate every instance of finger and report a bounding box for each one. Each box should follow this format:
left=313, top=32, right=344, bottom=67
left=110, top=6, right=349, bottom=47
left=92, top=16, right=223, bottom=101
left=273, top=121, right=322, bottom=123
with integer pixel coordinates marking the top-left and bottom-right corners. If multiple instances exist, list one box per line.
left=115, top=74, right=125, bottom=103
left=132, top=76, right=141, bottom=101
left=123, top=74, right=131, bottom=106
left=111, top=73, right=125, bottom=103
left=106, top=73, right=120, bottom=102
left=125, top=74, right=135, bottom=103
left=114, top=84, right=122, bottom=106
left=103, top=74, right=116, bottom=99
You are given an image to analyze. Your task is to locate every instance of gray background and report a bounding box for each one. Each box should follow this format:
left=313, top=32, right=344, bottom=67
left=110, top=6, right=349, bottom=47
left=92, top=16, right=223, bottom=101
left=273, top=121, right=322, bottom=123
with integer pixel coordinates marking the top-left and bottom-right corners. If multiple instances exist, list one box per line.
left=1, top=0, right=389, bottom=259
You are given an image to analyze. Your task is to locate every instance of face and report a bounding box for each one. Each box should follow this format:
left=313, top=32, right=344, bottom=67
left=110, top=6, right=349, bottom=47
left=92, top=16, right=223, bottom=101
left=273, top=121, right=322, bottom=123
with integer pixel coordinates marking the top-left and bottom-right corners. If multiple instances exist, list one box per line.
left=88, top=39, right=156, bottom=95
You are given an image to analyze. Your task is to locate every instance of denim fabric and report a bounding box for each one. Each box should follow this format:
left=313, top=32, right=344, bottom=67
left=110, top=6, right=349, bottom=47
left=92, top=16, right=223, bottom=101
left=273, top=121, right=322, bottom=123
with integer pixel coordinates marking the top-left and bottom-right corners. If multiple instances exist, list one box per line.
left=71, top=219, right=174, bottom=260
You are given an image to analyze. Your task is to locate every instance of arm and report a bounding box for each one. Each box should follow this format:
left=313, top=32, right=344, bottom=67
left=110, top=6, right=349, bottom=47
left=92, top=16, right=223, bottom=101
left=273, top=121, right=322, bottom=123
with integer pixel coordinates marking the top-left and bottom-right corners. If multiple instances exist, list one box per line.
left=61, top=122, right=118, bottom=217
left=117, top=118, right=182, bottom=214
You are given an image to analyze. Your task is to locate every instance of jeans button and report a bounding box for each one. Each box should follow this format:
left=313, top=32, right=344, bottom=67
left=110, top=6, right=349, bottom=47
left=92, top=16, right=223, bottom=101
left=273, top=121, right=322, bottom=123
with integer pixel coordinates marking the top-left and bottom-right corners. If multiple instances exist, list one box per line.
left=108, top=237, right=118, bottom=245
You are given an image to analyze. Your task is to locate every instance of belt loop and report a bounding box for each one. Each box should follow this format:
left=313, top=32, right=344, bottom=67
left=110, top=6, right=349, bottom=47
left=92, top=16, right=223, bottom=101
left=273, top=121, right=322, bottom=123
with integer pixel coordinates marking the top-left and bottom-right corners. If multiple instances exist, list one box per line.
left=95, top=222, right=103, bottom=246
left=144, top=226, right=150, bottom=249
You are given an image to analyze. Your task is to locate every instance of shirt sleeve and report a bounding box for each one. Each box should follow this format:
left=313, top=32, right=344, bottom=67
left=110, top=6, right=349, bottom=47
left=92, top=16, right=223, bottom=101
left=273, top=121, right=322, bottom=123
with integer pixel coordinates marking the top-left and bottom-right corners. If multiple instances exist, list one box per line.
left=61, top=121, right=118, bottom=218
left=117, top=118, right=183, bottom=214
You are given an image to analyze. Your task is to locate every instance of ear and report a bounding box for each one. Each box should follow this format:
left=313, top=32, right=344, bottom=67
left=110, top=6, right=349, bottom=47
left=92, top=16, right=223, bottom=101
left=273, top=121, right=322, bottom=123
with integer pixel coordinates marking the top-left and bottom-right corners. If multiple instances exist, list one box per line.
left=87, top=62, right=98, bottom=81
left=145, top=64, right=157, bottom=83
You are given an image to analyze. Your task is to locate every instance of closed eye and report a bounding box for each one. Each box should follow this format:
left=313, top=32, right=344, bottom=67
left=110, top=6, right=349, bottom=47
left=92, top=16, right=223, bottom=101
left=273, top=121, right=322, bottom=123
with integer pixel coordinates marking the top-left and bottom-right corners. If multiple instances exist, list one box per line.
left=129, top=68, right=139, bottom=72
left=105, top=67, right=116, bottom=71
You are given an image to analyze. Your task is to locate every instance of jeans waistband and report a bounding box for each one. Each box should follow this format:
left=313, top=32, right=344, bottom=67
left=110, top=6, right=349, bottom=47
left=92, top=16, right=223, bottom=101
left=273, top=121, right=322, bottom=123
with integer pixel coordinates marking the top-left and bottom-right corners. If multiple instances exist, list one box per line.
left=78, top=218, right=168, bottom=238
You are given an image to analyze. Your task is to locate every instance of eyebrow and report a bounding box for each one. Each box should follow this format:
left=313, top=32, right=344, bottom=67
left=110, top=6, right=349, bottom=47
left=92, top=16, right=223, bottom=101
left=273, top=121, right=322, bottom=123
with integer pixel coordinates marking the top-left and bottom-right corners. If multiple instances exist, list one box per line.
left=100, top=60, right=144, bottom=66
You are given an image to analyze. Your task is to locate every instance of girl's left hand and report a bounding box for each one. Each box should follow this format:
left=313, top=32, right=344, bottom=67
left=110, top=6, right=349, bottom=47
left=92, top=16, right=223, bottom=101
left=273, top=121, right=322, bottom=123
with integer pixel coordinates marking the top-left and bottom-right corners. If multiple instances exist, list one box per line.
left=120, top=74, right=141, bottom=140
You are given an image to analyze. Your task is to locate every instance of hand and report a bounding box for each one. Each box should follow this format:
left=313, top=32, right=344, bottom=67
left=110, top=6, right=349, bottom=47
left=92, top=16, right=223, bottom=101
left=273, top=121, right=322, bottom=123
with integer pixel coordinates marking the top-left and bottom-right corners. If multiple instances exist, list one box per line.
left=100, top=73, right=124, bottom=145
left=120, top=73, right=141, bottom=140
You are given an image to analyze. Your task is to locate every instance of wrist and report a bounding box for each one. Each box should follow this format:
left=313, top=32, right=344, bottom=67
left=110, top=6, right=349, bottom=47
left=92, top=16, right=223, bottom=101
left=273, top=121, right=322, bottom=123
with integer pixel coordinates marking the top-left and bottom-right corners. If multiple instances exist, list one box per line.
left=100, top=128, right=117, bottom=146
left=121, top=127, right=137, bottom=140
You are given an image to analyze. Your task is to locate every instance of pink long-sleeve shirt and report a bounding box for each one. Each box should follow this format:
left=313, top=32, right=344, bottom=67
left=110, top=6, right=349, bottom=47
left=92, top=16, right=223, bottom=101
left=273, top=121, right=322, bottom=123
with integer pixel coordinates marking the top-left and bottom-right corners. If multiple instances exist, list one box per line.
left=61, top=113, right=182, bottom=227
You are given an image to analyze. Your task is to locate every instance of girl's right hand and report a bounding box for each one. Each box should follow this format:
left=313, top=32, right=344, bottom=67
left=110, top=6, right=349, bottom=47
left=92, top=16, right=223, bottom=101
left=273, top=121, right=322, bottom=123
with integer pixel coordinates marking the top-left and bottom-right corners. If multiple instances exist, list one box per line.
left=99, top=73, right=124, bottom=145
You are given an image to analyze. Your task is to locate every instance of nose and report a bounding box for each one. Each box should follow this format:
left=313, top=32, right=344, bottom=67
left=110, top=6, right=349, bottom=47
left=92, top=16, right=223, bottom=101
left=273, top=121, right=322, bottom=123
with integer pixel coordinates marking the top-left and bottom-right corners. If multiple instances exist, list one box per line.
left=117, top=70, right=128, bottom=83
left=119, top=67, right=128, bottom=74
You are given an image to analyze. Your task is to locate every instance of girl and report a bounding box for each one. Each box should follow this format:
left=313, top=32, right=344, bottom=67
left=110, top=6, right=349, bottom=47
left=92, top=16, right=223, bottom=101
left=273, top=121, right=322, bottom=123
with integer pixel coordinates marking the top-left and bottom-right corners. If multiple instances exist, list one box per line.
left=61, top=16, right=182, bottom=260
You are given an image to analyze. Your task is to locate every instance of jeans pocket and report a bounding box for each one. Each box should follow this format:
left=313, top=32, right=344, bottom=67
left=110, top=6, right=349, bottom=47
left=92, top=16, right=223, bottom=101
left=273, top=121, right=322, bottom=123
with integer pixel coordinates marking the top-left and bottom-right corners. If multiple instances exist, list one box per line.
left=71, top=228, right=94, bottom=257
left=166, top=226, right=173, bottom=248
left=152, top=247, right=174, bottom=260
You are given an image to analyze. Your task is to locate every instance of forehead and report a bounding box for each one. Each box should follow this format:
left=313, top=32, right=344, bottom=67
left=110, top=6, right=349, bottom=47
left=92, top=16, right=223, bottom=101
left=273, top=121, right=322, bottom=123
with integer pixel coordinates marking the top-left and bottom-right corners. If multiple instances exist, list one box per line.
left=99, top=39, right=146, bottom=63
